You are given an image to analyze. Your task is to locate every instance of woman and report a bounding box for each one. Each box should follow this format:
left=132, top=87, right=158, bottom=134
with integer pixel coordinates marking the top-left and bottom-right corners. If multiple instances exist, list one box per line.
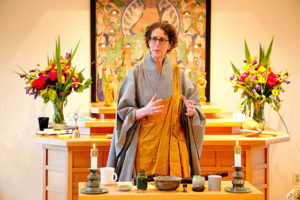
left=107, top=22, right=206, bottom=181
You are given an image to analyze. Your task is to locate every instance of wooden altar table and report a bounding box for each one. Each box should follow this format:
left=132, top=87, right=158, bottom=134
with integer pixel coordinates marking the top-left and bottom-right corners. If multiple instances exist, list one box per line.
left=34, top=131, right=288, bottom=200
left=78, top=181, right=264, bottom=200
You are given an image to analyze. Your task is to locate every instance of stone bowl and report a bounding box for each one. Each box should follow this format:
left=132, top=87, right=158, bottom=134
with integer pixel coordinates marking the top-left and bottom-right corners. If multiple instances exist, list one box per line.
left=153, top=176, right=182, bottom=191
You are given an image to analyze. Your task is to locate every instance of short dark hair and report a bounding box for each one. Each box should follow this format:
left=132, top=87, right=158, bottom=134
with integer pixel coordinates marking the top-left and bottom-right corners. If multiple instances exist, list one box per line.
left=145, top=22, right=177, bottom=52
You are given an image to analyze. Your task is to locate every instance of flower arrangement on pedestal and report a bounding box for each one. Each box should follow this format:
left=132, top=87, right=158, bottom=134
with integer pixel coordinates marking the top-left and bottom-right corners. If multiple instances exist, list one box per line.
left=227, top=37, right=291, bottom=131
left=16, top=37, right=92, bottom=129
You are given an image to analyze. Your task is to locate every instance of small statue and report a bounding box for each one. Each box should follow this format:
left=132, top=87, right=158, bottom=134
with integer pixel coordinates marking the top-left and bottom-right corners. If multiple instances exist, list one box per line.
left=104, top=74, right=114, bottom=107
left=197, top=72, right=207, bottom=104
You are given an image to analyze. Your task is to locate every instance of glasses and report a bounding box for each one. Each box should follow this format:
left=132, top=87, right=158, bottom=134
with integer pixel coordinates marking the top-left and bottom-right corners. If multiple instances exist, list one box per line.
left=149, top=37, right=169, bottom=45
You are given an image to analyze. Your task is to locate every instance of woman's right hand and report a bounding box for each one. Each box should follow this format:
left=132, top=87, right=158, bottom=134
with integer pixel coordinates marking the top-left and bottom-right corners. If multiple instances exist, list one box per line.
left=135, top=93, right=167, bottom=120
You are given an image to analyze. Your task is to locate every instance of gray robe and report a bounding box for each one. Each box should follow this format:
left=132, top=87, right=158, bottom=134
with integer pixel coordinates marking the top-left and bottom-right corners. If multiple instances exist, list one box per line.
left=107, top=54, right=206, bottom=181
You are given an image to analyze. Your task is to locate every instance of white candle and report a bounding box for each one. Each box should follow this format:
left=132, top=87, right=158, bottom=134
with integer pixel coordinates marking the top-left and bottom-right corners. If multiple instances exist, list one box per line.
left=90, top=143, right=98, bottom=169
left=234, top=140, right=241, bottom=166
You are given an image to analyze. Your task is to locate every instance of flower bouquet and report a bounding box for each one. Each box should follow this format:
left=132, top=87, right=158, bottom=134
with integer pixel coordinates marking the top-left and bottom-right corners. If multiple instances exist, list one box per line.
left=227, top=37, right=291, bottom=131
left=15, top=37, right=92, bottom=129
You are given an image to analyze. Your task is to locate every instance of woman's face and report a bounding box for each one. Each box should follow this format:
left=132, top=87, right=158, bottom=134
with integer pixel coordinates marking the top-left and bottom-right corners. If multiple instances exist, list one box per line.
left=148, top=28, right=171, bottom=61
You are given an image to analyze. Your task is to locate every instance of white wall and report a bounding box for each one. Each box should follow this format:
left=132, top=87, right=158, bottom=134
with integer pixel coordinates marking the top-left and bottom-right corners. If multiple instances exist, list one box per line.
left=0, top=0, right=90, bottom=199
left=0, top=0, right=299, bottom=199
left=211, top=1, right=300, bottom=199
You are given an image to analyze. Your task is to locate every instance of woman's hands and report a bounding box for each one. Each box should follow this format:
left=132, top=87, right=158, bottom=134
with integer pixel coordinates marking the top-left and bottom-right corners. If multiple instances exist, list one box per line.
left=135, top=93, right=167, bottom=120
left=181, top=95, right=195, bottom=117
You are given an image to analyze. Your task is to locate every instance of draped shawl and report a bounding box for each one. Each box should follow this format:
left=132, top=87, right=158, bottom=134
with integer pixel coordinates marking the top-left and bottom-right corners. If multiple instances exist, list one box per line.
left=107, top=54, right=206, bottom=181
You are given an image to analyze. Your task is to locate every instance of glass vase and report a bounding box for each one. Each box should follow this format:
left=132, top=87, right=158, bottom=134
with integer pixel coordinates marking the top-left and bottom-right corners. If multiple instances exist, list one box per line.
left=53, top=101, right=65, bottom=130
left=252, top=101, right=265, bottom=130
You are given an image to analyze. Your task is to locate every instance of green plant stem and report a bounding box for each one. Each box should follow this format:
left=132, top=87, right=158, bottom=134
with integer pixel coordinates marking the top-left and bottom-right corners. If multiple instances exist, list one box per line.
left=276, top=111, right=290, bottom=135
left=53, top=101, right=64, bottom=123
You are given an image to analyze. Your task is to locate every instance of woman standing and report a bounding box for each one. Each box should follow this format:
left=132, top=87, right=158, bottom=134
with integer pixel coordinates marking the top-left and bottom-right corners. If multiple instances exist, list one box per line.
left=107, top=22, right=206, bottom=181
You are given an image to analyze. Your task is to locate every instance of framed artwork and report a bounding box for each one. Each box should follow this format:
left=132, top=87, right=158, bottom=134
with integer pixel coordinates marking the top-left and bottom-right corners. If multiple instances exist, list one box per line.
left=90, top=0, right=211, bottom=102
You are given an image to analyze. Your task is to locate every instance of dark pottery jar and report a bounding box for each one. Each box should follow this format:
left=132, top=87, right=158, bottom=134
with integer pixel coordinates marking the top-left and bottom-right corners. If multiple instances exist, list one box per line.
left=136, top=169, right=147, bottom=192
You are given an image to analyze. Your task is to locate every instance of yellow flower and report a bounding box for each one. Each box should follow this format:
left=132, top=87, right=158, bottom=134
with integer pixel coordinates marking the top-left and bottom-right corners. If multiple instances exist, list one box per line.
left=272, top=89, right=279, bottom=96
left=258, top=66, right=266, bottom=73
left=46, top=66, right=52, bottom=71
left=243, top=64, right=251, bottom=72
left=50, top=59, right=54, bottom=66
left=258, top=75, right=266, bottom=83
left=66, top=69, right=71, bottom=74
left=31, top=72, right=38, bottom=77
left=40, top=88, right=48, bottom=96
left=249, top=56, right=253, bottom=64
left=61, top=76, right=65, bottom=84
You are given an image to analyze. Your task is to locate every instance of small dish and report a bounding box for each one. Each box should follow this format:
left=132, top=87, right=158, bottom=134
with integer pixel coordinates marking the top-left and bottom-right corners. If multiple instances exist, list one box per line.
left=118, top=184, right=132, bottom=191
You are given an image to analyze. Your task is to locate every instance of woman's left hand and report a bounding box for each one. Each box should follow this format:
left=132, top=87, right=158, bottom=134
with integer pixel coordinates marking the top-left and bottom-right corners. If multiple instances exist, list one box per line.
left=181, top=95, right=195, bottom=117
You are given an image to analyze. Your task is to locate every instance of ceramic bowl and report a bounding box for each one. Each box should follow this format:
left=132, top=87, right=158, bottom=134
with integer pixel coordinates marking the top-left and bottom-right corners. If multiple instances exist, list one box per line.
left=154, top=176, right=182, bottom=191
left=118, top=184, right=132, bottom=191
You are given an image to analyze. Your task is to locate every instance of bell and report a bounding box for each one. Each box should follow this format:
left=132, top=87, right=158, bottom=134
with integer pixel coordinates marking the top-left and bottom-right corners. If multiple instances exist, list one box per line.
left=72, top=114, right=80, bottom=138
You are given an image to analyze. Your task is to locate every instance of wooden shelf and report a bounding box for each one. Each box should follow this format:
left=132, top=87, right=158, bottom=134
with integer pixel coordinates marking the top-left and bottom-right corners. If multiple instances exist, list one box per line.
left=34, top=131, right=289, bottom=147
left=66, top=117, right=242, bottom=128
left=90, top=102, right=223, bottom=114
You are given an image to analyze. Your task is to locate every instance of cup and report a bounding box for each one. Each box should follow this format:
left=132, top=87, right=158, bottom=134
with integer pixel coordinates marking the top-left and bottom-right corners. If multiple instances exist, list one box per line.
left=192, top=175, right=205, bottom=187
left=100, top=167, right=118, bottom=185
left=208, top=175, right=222, bottom=191
left=38, top=117, right=49, bottom=131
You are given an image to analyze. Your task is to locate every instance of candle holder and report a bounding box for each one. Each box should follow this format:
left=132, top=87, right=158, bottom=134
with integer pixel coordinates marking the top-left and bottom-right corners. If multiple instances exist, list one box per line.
left=225, top=166, right=251, bottom=193
left=80, top=168, right=108, bottom=194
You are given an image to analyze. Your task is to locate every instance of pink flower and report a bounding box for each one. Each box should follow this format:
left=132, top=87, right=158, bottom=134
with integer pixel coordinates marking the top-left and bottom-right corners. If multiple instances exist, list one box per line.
left=48, top=69, right=57, bottom=81
left=65, top=53, right=71, bottom=59
left=239, top=72, right=249, bottom=83
left=267, top=72, right=278, bottom=87
left=255, top=64, right=261, bottom=70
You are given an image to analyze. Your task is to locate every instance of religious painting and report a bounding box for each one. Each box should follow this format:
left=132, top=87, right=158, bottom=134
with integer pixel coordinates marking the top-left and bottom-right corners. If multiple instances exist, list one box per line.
left=91, top=0, right=211, bottom=103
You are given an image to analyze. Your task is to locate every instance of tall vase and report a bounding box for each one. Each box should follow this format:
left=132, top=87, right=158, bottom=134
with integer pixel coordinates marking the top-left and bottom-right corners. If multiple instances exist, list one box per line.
left=252, top=101, right=265, bottom=130
left=53, top=101, right=65, bottom=130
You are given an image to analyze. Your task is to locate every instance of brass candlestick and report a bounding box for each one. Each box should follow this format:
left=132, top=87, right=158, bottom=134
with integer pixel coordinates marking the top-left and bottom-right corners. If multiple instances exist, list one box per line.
left=225, top=166, right=251, bottom=193
left=72, top=114, right=80, bottom=138
left=80, top=168, right=108, bottom=194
